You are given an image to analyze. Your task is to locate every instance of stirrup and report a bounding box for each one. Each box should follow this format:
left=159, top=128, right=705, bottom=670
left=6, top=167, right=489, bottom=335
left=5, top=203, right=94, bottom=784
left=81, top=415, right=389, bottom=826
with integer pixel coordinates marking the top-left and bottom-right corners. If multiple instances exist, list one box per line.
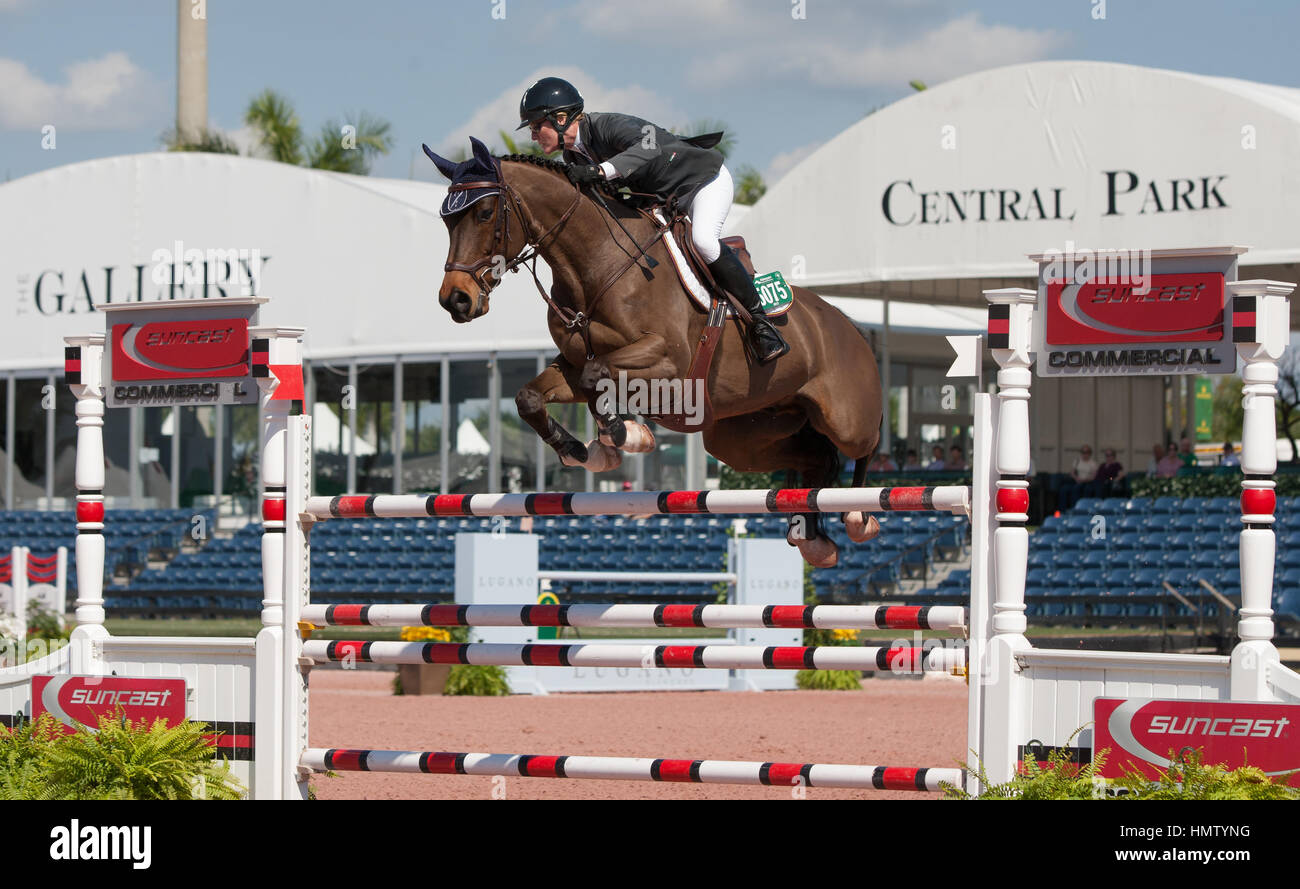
left=750, top=318, right=790, bottom=364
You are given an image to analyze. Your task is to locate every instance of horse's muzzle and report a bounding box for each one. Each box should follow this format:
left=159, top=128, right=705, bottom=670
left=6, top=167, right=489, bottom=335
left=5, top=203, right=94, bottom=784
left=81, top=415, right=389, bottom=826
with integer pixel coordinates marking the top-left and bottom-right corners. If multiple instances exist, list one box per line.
left=440, top=283, right=489, bottom=323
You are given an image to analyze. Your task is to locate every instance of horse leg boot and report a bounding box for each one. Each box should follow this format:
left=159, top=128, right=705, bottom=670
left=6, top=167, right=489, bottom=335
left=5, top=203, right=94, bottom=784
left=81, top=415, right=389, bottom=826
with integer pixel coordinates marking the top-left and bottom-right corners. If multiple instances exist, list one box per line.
left=707, top=245, right=789, bottom=364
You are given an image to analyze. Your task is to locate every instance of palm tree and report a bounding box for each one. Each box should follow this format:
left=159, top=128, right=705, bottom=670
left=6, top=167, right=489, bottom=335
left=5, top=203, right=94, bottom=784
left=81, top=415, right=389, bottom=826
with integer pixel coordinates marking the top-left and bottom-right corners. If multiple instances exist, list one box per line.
left=170, top=88, right=394, bottom=174
left=244, top=90, right=394, bottom=174
left=733, top=164, right=766, bottom=205
left=164, top=128, right=239, bottom=154
left=307, top=111, right=395, bottom=174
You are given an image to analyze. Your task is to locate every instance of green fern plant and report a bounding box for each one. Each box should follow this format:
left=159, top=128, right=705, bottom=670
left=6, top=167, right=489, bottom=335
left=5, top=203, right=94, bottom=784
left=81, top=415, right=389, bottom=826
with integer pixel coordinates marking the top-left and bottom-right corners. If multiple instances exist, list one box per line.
left=946, top=738, right=1106, bottom=799
left=946, top=729, right=1300, bottom=799
left=443, top=664, right=511, bottom=696
left=1111, top=748, right=1300, bottom=800
left=0, top=711, right=245, bottom=800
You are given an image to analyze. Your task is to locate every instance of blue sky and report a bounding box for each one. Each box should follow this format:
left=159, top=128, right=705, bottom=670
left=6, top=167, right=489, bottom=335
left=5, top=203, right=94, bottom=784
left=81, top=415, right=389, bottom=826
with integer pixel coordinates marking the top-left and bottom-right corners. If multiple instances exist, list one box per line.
left=3, top=0, right=1299, bottom=186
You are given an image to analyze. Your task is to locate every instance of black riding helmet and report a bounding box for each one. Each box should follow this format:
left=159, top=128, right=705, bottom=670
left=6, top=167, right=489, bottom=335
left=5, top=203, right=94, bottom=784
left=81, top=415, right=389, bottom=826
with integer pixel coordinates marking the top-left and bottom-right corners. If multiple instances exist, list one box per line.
left=517, top=77, right=584, bottom=135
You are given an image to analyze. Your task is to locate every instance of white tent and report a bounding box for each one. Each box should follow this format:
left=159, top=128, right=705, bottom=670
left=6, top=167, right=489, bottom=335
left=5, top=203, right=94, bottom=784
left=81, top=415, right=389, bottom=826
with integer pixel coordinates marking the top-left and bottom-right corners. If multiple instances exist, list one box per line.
left=311, top=403, right=378, bottom=456
left=739, top=60, right=1300, bottom=310
left=455, top=418, right=491, bottom=455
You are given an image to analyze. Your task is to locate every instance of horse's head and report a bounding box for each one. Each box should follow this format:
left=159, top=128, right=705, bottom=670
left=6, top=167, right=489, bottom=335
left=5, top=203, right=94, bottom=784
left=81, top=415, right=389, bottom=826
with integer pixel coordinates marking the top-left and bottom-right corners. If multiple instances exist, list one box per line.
left=423, top=137, right=525, bottom=323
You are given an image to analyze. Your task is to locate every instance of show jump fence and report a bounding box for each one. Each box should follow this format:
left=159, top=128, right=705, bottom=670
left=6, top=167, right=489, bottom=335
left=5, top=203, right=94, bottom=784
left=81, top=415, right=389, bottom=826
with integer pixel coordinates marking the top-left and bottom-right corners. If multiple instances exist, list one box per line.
left=0, top=247, right=1296, bottom=799
left=0, top=546, right=68, bottom=642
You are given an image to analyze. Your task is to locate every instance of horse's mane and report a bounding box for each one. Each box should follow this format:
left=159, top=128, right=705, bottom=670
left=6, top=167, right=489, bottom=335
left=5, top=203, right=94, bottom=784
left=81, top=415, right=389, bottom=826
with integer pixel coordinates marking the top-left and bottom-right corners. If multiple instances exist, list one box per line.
left=497, top=153, right=624, bottom=201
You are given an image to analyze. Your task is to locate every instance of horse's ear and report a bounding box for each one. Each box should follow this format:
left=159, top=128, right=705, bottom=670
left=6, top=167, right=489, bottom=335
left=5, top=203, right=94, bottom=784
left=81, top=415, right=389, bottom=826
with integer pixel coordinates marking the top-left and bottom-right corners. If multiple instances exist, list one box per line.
left=422, top=143, right=459, bottom=180
left=469, top=136, right=494, bottom=169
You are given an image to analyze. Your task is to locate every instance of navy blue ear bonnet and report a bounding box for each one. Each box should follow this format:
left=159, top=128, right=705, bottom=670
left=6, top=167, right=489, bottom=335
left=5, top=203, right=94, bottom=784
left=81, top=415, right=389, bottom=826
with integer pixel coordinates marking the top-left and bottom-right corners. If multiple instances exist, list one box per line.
left=423, top=137, right=501, bottom=217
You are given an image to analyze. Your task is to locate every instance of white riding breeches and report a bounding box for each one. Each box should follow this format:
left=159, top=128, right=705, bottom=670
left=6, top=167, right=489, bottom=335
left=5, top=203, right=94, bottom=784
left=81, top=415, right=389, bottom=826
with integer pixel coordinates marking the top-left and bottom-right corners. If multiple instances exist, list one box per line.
left=686, top=164, right=734, bottom=264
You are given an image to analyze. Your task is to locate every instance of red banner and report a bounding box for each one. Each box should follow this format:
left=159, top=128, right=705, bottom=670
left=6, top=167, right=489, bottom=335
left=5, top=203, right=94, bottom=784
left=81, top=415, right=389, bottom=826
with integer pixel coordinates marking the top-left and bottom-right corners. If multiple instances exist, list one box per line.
left=1045, top=273, right=1225, bottom=345
left=1095, top=697, right=1300, bottom=786
left=111, top=319, right=249, bottom=381
left=33, top=675, right=187, bottom=735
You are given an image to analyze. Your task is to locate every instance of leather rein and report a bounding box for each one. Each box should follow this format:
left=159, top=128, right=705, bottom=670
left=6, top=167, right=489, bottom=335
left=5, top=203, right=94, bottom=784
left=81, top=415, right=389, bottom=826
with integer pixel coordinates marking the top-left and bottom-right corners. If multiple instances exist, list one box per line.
left=443, top=160, right=669, bottom=360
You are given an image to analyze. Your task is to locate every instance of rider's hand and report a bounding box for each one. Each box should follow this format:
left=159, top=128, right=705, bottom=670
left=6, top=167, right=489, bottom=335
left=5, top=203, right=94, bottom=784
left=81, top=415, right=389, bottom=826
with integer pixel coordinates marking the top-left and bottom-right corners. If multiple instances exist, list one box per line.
left=566, top=164, right=604, bottom=186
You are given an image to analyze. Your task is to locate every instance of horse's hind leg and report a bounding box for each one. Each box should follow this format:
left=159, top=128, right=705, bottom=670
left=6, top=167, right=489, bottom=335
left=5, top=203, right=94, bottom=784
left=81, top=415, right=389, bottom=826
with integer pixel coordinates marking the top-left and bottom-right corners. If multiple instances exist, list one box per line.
left=703, top=414, right=843, bottom=569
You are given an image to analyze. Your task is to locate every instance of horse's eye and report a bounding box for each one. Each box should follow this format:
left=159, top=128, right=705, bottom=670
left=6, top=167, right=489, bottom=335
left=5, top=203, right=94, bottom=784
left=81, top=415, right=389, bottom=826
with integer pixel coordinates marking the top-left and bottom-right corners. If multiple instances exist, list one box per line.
left=476, top=204, right=494, bottom=223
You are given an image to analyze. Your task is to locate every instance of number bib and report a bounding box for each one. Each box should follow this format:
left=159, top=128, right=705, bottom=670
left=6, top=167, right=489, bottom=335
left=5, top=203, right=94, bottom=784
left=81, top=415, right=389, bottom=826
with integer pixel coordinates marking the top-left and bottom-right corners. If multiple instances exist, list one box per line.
left=753, top=271, right=794, bottom=317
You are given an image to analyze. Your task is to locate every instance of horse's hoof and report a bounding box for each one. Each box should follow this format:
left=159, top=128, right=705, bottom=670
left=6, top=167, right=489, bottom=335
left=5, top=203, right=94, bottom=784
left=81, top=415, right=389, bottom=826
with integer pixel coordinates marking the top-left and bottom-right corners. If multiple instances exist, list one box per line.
left=598, top=419, right=628, bottom=449
left=619, top=422, right=656, bottom=454
left=558, top=441, right=589, bottom=467
left=581, top=440, right=623, bottom=472
left=794, top=535, right=839, bottom=568
left=845, top=511, right=880, bottom=543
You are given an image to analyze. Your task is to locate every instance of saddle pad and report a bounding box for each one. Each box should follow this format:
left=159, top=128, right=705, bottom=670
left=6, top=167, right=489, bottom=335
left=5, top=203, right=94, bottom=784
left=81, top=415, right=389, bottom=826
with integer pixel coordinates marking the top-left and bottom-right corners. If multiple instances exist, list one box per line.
left=653, top=211, right=792, bottom=317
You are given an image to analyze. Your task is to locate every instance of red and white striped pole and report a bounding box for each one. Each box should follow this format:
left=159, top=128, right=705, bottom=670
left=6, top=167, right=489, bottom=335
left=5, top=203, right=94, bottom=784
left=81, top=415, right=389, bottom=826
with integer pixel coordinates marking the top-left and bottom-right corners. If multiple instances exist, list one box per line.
left=301, top=603, right=967, bottom=633
left=302, top=485, right=971, bottom=521
left=302, top=748, right=964, bottom=792
left=302, top=639, right=967, bottom=674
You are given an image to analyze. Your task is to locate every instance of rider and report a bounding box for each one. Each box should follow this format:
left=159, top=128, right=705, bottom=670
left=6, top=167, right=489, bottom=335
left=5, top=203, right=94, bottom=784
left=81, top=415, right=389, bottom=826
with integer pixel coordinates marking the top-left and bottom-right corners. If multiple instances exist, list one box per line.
left=517, top=76, right=790, bottom=364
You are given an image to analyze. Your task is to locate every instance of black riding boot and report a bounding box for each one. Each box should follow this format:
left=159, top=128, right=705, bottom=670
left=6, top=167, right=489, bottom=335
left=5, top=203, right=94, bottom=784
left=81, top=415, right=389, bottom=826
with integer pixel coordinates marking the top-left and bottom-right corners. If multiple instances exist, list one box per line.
left=707, top=247, right=790, bottom=364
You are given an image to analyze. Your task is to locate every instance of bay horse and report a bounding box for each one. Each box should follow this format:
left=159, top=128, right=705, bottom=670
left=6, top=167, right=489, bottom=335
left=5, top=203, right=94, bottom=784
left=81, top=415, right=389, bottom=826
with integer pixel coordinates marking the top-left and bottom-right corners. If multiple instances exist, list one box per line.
left=425, top=138, right=882, bottom=567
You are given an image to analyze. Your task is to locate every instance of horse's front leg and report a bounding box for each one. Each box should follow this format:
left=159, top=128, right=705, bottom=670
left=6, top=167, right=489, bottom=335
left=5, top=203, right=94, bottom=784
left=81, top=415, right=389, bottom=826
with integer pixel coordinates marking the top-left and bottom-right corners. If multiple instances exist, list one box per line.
left=515, top=357, right=623, bottom=472
left=579, top=334, right=676, bottom=454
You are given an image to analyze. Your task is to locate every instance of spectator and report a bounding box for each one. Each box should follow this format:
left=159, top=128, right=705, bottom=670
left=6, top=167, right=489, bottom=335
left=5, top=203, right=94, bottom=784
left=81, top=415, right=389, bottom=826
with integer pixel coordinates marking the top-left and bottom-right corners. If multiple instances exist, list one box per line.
left=925, top=444, right=946, bottom=471
left=1155, top=446, right=1182, bottom=478
left=1091, top=448, right=1127, bottom=498
left=1058, top=444, right=1099, bottom=509
left=948, top=445, right=966, bottom=471
left=870, top=452, right=898, bottom=473
left=1178, top=437, right=1197, bottom=468
left=1220, top=442, right=1240, bottom=467
left=1145, top=443, right=1164, bottom=476
left=902, top=449, right=922, bottom=471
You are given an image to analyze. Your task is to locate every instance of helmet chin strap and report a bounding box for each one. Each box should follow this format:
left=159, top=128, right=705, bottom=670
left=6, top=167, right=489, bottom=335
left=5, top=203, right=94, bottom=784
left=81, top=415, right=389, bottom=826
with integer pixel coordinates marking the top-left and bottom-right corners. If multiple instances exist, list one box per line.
left=550, top=111, right=578, bottom=140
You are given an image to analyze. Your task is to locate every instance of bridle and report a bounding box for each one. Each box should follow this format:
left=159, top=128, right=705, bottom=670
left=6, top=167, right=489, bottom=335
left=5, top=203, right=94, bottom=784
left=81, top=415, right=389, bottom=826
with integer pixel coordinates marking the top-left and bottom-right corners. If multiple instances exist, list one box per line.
left=442, top=158, right=581, bottom=297
left=443, top=158, right=670, bottom=359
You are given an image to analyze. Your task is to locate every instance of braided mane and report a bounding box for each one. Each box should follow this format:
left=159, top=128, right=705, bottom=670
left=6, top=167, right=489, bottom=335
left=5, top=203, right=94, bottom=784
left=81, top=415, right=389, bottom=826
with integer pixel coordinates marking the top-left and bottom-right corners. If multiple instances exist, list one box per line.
left=497, top=153, right=622, bottom=199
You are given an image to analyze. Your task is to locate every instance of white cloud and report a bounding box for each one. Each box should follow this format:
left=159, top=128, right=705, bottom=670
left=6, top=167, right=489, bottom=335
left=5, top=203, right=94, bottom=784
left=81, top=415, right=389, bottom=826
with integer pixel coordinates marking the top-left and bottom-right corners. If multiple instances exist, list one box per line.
left=764, top=140, right=822, bottom=184
left=575, top=0, right=745, bottom=34
left=568, top=3, right=1064, bottom=93
left=770, top=14, right=1065, bottom=88
left=429, top=66, right=688, bottom=162
left=0, top=51, right=164, bottom=130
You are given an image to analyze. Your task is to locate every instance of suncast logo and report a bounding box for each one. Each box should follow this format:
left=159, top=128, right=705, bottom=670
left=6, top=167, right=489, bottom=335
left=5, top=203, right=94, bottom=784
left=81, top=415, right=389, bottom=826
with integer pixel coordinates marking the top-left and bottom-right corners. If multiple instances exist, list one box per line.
left=1095, top=697, right=1300, bottom=786
left=1046, top=273, right=1225, bottom=346
left=111, top=319, right=250, bottom=382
